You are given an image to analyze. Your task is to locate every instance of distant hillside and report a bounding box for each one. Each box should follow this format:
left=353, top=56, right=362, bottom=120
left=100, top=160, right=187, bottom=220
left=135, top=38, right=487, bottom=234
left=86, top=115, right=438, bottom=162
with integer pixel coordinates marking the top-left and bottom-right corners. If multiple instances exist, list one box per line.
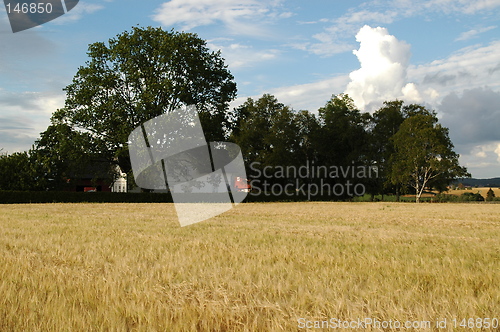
left=453, top=178, right=500, bottom=187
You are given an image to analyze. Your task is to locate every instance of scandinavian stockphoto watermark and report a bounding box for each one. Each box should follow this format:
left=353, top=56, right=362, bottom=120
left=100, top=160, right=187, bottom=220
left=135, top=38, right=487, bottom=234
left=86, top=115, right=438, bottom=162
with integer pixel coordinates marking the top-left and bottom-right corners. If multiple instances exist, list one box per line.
left=3, top=0, right=79, bottom=33
left=128, top=105, right=248, bottom=227
left=249, top=161, right=378, bottom=200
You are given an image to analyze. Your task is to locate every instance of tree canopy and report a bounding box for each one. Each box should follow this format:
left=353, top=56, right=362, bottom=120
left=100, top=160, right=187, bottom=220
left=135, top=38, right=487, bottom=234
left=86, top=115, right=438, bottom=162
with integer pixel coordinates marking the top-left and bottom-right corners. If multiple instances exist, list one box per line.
left=230, top=94, right=468, bottom=201
left=54, top=26, right=237, bottom=174
left=388, top=110, right=469, bottom=202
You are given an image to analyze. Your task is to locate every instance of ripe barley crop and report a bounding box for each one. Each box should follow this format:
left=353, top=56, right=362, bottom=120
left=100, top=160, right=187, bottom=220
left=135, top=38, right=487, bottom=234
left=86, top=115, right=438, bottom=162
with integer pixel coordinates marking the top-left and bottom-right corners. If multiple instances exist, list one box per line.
left=0, top=202, right=499, bottom=331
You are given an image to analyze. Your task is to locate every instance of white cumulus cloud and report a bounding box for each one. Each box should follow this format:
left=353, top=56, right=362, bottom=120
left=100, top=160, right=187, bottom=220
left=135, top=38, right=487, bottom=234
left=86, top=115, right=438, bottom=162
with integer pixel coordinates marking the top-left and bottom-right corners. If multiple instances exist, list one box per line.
left=344, top=25, right=423, bottom=111
left=495, top=144, right=500, bottom=163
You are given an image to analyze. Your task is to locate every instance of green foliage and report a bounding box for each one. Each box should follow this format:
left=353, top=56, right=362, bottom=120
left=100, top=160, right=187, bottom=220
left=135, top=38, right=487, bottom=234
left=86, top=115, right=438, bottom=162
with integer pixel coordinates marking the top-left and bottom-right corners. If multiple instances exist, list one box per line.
left=0, top=152, right=33, bottom=190
left=231, top=94, right=303, bottom=175
left=461, top=192, right=485, bottom=201
left=34, top=121, right=105, bottom=189
left=368, top=100, right=405, bottom=197
left=58, top=26, right=237, bottom=174
left=0, top=150, right=58, bottom=191
left=486, top=188, right=495, bottom=201
left=5, top=25, right=472, bottom=198
left=0, top=190, right=338, bottom=203
left=434, top=192, right=485, bottom=202
left=316, top=94, right=370, bottom=167
left=3, top=26, right=237, bottom=192
left=232, top=93, right=370, bottom=174
left=389, top=108, right=469, bottom=202
left=229, top=94, right=469, bottom=201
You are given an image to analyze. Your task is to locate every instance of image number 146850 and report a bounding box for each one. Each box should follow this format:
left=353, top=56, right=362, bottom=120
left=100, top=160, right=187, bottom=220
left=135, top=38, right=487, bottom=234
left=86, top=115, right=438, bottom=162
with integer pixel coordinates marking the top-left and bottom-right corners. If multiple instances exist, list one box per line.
left=5, top=2, right=53, bottom=14
left=3, top=0, right=79, bottom=32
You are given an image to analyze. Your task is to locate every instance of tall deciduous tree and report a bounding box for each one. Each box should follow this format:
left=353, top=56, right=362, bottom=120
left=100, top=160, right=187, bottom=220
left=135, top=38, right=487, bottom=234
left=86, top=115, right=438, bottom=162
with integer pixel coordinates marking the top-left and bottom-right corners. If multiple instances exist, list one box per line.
left=294, top=110, right=320, bottom=166
left=369, top=100, right=405, bottom=199
left=389, top=109, right=469, bottom=202
left=231, top=94, right=299, bottom=177
left=0, top=150, right=55, bottom=191
left=54, top=26, right=237, bottom=174
left=34, top=118, right=108, bottom=189
left=316, top=94, right=370, bottom=171
left=0, top=152, right=32, bottom=190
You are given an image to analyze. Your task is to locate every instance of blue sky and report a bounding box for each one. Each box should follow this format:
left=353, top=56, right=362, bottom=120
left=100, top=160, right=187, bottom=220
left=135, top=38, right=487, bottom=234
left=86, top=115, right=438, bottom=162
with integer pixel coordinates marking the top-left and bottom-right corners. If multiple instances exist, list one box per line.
left=1, top=0, right=499, bottom=178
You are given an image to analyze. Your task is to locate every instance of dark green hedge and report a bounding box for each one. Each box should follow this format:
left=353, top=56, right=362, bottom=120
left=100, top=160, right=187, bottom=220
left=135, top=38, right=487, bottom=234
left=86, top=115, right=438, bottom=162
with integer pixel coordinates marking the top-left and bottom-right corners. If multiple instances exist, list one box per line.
left=5, top=190, right=498, bottom=204
left=0, top=191, right=173, bottom=204
left=0, top=190, right=347, bottom=204
left=433, top=192, right=489, bottom=202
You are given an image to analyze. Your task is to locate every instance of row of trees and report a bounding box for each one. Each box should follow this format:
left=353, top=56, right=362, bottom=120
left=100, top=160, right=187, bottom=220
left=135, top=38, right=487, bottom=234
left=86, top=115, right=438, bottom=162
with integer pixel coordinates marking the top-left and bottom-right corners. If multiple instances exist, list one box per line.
left=0, top=26, right=469, bottom=201
left=231, top=94, right=469, bottom=202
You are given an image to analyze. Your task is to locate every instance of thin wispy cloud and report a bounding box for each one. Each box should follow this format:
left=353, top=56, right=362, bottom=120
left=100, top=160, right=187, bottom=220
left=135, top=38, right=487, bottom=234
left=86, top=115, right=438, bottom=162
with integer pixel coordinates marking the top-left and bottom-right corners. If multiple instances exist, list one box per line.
left=410, top=40, right=500, bottom=94
left=152, top=0, right=291, bottom=37
left=297, top=0, right=500, bottom=57
left=455, top=26, right=496, bottom=41
left=207, top=40, right=281, bottom=69
left=0, top=91, right=64, bottom=152
left=53, top=2, right=104, bottom=25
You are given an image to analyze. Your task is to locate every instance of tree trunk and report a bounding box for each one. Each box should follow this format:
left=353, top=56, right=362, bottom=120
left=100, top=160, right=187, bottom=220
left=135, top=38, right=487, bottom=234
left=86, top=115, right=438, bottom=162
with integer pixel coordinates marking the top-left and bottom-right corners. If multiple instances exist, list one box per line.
left=415, top=180, right=421, bottom=203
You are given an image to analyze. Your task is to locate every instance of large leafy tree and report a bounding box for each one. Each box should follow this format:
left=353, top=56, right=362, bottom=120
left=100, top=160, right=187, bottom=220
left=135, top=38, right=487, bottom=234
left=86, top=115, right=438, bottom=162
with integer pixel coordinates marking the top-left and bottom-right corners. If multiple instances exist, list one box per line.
left=369, top=100, right=405, bottom=198
left=0, top=152, right=33, bottom=190
left=316, top=94, right=370, bottom=172
left=0, top=150, right=54, bottom=191
left=0, top=121, right=108, bottom=191
left=53, top=26, right=237, bottom=174
left=294, top=110, right=320, bottom=166
left=231, top=94, right=305, bottom=184
left=34, top=119, right=109, bottom=189
left=389, top=108, right=469, bottom=202
left=231, top=94, right=293, bottom=166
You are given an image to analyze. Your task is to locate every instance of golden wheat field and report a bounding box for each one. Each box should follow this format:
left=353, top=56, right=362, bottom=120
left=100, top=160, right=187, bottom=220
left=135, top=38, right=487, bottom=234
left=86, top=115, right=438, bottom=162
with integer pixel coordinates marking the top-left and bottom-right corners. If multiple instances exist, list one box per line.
left=0, top=202, right=499, bottom=331
left=446, top=187, right=500, bottom=198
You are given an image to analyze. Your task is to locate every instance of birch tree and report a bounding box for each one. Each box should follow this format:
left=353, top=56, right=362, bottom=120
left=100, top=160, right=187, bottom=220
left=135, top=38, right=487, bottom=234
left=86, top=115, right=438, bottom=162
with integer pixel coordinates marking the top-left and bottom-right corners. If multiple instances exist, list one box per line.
left=389, top=110, right=469, bottom=202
